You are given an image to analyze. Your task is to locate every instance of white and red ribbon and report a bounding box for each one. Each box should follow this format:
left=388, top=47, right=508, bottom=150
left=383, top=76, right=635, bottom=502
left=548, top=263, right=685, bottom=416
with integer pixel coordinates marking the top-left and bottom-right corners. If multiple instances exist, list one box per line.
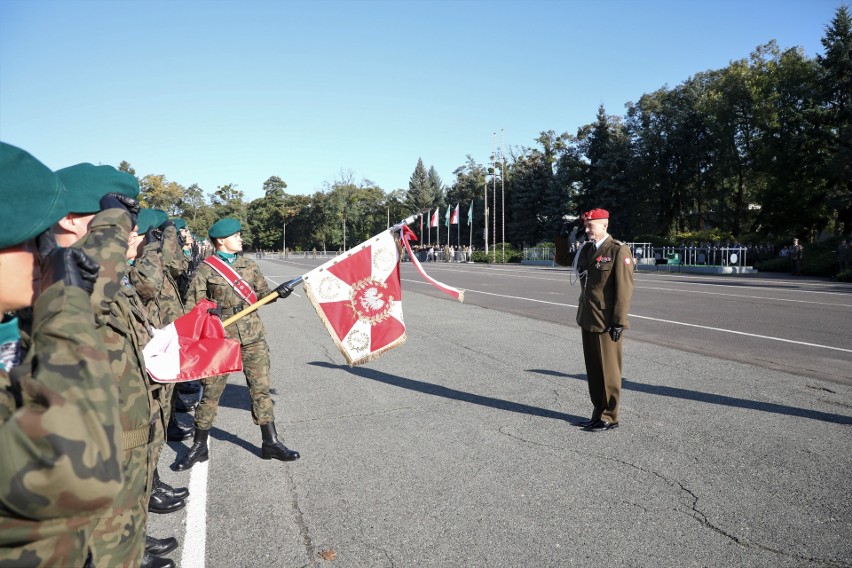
left=399, top=225, right=464, bottom=302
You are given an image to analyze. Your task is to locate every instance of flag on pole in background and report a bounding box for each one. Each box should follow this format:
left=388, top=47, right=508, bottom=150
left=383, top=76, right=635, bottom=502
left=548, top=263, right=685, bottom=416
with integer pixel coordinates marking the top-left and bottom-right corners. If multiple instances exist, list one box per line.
left=302, top=230, right=406, bottom=366
left=467, top=202, right=473, bottom=225
left=144, top=299, right=243, bottom=383
left=430, top=208, right=439, bottom=228
left=450, top=204, right=459, bottom=225
left=444, top=205, right=451, bottom=227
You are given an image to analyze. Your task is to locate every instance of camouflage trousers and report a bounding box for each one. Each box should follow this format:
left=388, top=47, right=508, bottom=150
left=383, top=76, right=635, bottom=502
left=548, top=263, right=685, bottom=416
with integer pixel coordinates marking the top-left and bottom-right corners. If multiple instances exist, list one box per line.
left=89, top=440, right=153, bottom=567
left=194, top=339, right=275, bottom=430
left=150, top=384, right=171, bottom=472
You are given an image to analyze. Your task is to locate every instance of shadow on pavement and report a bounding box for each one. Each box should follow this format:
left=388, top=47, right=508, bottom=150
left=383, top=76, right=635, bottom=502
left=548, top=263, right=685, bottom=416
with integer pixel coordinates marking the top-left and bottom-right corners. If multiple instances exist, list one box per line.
left=309, top=361, right=585, bottom=423
left=526, top=368, right=852, bottom=425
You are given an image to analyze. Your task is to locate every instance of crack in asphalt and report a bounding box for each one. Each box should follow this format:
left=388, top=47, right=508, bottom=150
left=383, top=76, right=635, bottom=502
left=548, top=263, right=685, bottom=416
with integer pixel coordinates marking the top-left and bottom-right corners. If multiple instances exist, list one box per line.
left=496, top=427, right=850, bottom=567
left=285, top=464, right=317, bottom=565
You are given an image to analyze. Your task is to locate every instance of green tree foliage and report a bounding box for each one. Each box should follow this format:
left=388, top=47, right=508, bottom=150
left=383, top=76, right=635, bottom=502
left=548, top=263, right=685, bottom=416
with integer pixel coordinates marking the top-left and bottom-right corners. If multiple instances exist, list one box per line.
left=817, top=4, right=852, bottom=234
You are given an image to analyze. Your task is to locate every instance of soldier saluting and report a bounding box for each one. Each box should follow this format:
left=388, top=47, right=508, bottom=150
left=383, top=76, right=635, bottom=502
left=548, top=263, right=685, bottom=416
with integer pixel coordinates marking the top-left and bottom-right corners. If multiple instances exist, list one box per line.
left=174, top=218, right=299, bottom=471
left=571, top=208, right=634, bottom=431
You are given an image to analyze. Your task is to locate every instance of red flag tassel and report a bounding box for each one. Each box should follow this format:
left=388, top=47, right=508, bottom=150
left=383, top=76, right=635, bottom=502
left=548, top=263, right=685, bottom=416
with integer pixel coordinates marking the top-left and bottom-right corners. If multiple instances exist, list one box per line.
left=400, top=226, right=464, bottom=302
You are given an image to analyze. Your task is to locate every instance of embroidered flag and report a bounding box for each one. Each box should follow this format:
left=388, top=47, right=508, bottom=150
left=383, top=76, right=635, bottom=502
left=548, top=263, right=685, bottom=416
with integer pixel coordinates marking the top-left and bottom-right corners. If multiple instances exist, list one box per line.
left=450, top=204, right=459, bottom=225
left=144, top=299, right=243, bottom=383
left=302, top=230, right=406, bottom=366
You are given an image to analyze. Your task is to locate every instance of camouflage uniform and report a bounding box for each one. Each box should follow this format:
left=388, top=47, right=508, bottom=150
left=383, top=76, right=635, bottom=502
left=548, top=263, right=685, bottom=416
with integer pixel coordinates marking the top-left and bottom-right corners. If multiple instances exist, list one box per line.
left=0, top=279, right=123, bottom=567
left=185, top=255, right=277, bottom=430
left=76, top=208, right=161, bottom=568
left=129, top=224, right=185, bottom=464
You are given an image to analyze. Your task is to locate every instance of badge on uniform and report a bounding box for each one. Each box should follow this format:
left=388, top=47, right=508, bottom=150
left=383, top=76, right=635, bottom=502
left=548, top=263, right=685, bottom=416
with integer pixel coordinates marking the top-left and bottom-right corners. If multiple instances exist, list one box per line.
left=595, top=255, right=611, bottom=269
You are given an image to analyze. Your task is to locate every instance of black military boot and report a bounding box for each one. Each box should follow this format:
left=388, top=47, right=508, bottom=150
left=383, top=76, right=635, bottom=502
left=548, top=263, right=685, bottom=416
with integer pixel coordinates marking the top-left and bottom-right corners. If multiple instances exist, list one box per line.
left=153, top=468, right=189, bottom=500
left=260, top=423, right=300, bottom=461
left=173, top=428, right=209, bottom=471
left=148, top=489, right=185, bottom=514
left=167, top=414, right=194, bottom=441
left=145, top=535, right=178, bottom=556
left=141, top=551, right=175, bottom=568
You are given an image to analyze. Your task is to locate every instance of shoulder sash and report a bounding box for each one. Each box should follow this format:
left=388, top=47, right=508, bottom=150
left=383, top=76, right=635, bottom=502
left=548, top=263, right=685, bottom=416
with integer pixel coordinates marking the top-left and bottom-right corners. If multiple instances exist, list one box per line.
left=202, top=255, right=258, bottom=304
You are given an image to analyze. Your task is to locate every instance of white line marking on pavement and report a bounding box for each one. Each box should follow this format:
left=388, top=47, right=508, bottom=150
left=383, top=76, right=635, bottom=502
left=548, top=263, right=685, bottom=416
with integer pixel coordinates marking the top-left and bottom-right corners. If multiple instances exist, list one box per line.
left=636, top=285, right=852, bottom=308
left=264, top=276, right=302, bottom=298
left=403, top=280, right=852, bottom=354
left=180, top=446, right=209, bottom=568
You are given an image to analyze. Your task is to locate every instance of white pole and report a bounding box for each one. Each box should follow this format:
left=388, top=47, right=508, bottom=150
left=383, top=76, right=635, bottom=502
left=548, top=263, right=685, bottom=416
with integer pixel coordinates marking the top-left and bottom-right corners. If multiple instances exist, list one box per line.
left=501, top=128, right=506, bottom=264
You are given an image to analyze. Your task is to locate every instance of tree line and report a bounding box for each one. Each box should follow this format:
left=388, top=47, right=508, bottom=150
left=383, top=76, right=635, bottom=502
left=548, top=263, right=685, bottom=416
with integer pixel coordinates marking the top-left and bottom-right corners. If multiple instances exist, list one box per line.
left=129, top=5, right=851, bottom=252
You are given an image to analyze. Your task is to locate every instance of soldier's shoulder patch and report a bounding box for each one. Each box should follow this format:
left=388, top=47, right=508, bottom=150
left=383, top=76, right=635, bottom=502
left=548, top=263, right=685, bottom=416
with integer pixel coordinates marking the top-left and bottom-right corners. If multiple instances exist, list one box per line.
left=624, top=256, right=632, bottom=265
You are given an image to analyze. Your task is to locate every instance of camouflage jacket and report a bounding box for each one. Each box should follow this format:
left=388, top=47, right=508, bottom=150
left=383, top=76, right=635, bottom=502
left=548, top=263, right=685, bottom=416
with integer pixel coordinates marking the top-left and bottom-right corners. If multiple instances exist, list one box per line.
left=0, top=281, right=123, bottom=568
left=185, top=254, right=275, bottom=345
left=131, top=225, right=184, bottom=327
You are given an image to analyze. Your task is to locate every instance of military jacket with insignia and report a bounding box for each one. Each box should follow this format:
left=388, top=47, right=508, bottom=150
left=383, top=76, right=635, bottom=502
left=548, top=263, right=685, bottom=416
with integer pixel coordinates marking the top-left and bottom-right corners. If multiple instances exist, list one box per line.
left=576, top=237, right=635, bottom=332
left=185, top=254, right=275, bottom=345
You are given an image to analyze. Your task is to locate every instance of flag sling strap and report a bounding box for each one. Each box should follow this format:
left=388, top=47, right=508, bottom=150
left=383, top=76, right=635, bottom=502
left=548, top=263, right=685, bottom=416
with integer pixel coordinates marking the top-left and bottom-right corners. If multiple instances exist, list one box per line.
left=202, top=255, right=259, bottom=304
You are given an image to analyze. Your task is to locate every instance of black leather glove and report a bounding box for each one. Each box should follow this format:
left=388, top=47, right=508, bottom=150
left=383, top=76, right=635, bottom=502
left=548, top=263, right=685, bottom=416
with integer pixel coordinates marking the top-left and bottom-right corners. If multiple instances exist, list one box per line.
left=207, top=305, right=223, bottom=319
left=41, top=247, right=100, bottom=296
left=99, top=192, right=140, bottom=227
left=608, top=326, right=623, bottom=342
left=559, top=218, right=581, bottom=237
left=275, top=283, right=293, bottom=298
left=144, top=226, right=163, bottom=247
left=35, top=229, right=58, bottom=261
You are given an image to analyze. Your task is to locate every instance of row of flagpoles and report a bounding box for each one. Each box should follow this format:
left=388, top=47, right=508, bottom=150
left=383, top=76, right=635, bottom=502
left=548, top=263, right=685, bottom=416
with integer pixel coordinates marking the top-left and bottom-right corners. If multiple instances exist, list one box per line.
left=418, top=203, right=474, bottom=248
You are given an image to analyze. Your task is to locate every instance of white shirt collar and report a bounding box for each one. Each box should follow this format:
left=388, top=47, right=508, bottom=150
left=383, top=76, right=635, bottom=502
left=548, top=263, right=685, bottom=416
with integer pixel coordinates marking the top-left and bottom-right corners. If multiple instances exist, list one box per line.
left=594, top=234, right=610, bottom=250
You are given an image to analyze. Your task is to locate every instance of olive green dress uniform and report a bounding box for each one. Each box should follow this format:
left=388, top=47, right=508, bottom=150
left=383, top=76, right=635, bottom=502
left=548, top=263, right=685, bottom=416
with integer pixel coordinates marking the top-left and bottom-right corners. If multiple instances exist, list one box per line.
left=576, top=236, right=634, bottom=424
left=0, top=144, right=123, bottom=567
left=185, top=255, right=277, bottom=430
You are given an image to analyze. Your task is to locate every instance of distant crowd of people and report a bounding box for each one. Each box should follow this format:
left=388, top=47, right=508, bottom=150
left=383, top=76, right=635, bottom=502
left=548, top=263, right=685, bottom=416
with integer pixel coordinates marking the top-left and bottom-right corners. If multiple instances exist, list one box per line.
left=405, top=244, right=473, bottom=263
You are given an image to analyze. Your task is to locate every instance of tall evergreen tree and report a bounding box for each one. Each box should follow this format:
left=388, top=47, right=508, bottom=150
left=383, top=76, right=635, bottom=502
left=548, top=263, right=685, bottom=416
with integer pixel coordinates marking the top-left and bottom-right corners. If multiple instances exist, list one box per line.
left=818, top=4, right=852, bottom=234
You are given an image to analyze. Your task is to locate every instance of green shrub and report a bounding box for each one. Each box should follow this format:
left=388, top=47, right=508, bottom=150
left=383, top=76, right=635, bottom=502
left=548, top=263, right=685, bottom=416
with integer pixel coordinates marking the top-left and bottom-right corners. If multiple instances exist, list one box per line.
left=472, top=243, right=522, bottom=263
left=673, top=228, right=735, bottom=244
left=838, top=269, right=852, bottom=282
left=632, top=234, right=677, bottom=247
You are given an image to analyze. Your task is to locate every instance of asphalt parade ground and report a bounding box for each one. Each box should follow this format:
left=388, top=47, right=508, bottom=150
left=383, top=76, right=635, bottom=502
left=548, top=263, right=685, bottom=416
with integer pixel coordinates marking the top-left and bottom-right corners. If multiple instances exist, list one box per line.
left=153, top=259, right=852, bottom=568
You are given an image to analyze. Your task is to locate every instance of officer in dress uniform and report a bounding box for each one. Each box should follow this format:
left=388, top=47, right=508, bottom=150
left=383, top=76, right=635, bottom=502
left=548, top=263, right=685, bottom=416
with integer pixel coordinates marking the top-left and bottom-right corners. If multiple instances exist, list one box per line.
left=572, top=208, right=634, bottom=431
left=0, top=143, right=123, bottom=567
left=173, top=218, right=299, bottom=471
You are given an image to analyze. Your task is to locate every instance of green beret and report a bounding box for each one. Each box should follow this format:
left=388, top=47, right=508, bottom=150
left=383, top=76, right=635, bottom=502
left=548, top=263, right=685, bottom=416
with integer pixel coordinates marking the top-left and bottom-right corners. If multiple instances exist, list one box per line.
left=152, top=209, right=168, bottom=228
left=137, top=208, right=159, bottom=233
left=171, top=218, right=187, bottom=230
left=208, top=218, right=241, bottom=239
left=54, top=162, right=140, bottom=214
left=0, top=142, right=68, bottom=249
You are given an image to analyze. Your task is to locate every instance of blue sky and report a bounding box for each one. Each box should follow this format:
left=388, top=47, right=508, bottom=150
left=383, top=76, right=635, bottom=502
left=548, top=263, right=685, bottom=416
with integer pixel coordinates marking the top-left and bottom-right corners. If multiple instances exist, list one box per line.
left=0, top=0, right=842, bottom=202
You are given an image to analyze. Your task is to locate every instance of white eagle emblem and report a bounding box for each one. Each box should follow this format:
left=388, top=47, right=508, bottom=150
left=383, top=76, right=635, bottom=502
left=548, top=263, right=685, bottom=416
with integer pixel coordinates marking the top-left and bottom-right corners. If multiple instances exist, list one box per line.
left=359, top=287, right=385, bottom=311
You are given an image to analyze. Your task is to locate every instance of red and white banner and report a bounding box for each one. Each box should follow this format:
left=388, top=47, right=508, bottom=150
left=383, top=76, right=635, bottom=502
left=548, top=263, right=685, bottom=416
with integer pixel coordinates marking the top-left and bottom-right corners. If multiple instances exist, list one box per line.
left=302, top=230, right=406, bottom=366
left=144, top=299, right=243, bottom=383
left=449, top=204, right=459, bottom=225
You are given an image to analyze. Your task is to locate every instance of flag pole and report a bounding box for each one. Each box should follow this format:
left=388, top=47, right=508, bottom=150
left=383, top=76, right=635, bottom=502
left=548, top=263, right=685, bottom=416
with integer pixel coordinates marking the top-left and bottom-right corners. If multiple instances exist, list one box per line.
left=468, top=202, right=473, bottom=253
left=456, top=205, right=460, bottom=252
left=222, top=214, right=422, bottom=328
